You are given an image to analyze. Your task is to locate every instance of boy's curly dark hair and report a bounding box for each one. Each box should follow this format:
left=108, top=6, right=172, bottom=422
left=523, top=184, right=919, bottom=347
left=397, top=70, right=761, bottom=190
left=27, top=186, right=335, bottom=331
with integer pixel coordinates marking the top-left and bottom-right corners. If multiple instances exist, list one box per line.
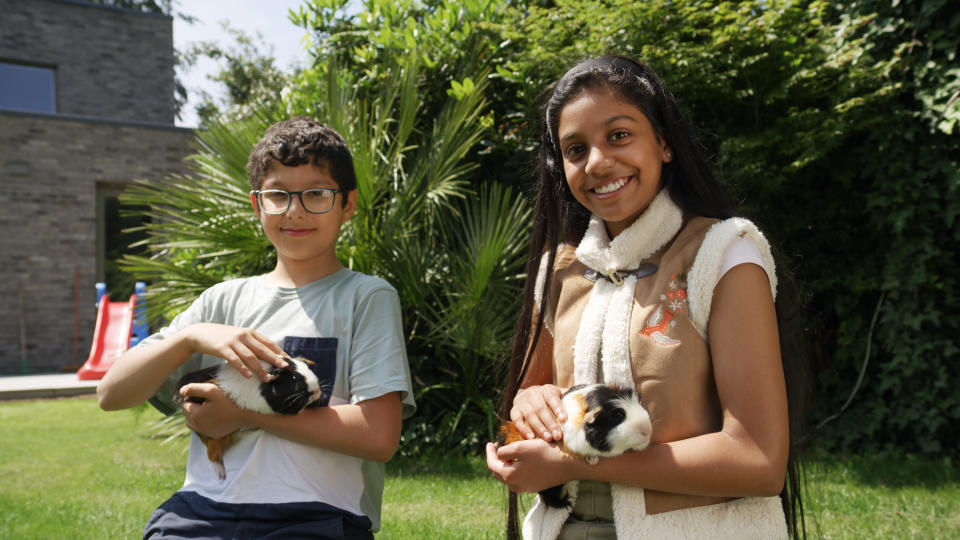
left=246, top=116, right=357, bottom=204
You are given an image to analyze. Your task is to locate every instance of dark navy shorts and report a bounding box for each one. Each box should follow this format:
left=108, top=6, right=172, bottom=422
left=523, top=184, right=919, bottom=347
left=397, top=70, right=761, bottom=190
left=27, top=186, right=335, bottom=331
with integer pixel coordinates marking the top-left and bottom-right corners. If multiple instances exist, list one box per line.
left=143, top=491, right=374, bottom=540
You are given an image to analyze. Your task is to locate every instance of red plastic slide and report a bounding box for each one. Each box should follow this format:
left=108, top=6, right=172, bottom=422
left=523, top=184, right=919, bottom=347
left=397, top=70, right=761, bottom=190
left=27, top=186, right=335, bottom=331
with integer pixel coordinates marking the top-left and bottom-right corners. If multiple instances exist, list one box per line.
left=77, top=293, right=137, bottom=380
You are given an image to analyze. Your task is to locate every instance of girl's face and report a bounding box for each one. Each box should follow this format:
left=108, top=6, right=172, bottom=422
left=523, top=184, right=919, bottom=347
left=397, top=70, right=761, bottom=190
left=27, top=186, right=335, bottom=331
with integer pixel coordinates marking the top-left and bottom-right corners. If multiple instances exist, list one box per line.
left=557, top=88, right=672, bottom=238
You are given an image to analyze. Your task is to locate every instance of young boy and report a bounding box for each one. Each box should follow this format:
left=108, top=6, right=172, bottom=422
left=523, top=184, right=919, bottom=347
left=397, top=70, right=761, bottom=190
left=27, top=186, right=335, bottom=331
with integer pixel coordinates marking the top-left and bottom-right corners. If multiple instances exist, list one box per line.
left=98, top=116, right=415, bottom=539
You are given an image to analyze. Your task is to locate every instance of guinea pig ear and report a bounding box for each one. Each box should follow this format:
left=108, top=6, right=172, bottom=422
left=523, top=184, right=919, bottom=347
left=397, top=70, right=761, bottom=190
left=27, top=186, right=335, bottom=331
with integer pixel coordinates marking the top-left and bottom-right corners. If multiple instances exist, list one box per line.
left=584, top=406, right=602, bottom=424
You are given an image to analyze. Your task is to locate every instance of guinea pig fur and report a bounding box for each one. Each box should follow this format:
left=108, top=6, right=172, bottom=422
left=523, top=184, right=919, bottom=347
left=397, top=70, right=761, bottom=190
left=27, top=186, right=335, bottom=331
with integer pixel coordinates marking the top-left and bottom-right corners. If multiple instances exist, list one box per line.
left=560, top=383, right=652, bottom=463
left=175, top=355, right=324, bottom=479
left=497, top=383, right=652, bottom=509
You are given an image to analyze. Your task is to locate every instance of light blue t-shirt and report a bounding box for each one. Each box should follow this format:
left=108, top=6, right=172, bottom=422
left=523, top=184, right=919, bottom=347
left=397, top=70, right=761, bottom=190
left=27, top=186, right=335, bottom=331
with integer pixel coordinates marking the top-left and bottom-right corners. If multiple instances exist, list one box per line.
left=140, top=268, right=415, bottom=531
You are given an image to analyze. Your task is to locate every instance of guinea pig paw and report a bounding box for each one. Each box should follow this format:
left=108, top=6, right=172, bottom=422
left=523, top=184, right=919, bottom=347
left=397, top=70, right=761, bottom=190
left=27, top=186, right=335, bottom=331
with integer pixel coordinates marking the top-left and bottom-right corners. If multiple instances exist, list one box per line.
left=586, top=456, right=599, bottom=465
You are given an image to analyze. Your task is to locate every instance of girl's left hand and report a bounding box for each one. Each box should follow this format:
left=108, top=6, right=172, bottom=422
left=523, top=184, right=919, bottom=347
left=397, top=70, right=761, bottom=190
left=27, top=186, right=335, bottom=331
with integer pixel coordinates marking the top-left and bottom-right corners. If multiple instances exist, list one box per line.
left=486, top=439, right=581, bottom=493
left=180, top=383, right=253, bottom=438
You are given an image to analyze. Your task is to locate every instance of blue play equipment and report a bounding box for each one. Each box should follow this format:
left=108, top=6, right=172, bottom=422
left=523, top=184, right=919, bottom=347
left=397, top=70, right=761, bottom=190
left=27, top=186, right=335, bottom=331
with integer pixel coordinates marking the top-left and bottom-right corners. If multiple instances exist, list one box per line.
left=130, top=281, right=148, bottom=347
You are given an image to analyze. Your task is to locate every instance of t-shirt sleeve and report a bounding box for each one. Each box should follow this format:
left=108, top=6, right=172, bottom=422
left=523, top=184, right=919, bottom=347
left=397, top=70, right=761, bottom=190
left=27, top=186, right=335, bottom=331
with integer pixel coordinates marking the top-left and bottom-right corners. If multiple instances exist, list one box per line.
left=137, top=292, right=211, bottom=415
left=719, top=236, right=766, bottom=279
left=347, top=287, right=416, bottom=419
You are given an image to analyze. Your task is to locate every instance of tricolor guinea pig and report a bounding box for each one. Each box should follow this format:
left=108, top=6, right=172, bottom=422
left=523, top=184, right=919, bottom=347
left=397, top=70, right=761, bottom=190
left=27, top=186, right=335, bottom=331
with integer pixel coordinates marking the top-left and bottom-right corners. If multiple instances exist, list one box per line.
left=497, top=383, right=652, bottom=509
left=175, top=355, right=325, bottom=479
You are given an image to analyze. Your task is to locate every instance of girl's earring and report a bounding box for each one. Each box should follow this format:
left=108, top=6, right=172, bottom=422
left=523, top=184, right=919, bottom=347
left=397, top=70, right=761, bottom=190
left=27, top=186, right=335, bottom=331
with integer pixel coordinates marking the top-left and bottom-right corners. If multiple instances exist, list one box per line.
left=665, top=151, right=672, bottom=162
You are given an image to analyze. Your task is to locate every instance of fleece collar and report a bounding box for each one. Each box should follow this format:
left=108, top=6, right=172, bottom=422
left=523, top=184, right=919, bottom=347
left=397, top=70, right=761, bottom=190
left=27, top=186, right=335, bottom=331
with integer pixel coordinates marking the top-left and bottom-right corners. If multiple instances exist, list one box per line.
left=575, top=189, right=683, bottom=278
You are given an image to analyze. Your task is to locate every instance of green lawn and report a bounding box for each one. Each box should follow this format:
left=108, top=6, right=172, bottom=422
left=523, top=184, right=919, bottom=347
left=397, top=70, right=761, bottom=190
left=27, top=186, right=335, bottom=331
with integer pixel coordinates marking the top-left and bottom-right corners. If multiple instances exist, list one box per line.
left=0, top=397, right=957, bottom=539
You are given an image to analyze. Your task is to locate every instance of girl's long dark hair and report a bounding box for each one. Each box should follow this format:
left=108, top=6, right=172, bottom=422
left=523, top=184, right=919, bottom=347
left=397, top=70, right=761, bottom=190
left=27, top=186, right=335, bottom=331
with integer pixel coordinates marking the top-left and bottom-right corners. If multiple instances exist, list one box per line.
left=500, top=55, right=810, bottom=539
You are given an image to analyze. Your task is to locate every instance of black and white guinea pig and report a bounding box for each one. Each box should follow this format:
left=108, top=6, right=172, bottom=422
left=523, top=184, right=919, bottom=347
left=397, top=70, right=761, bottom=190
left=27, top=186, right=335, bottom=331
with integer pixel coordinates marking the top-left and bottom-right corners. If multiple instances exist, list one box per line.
left=497, top=383, right=652, bottom=509
left=175, top=355, right=325, bottom=479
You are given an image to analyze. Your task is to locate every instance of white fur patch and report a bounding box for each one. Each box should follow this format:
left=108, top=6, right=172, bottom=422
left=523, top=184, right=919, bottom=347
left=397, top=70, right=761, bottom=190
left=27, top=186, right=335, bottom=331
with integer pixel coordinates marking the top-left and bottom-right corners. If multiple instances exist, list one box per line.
left=215, top=359, right=320, bottom=415
left=215, top=361, right=275, bottom=414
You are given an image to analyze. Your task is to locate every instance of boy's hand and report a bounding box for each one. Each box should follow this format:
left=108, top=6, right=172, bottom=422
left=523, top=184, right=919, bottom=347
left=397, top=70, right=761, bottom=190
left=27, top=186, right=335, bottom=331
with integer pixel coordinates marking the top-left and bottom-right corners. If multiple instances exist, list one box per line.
left=183, top=323, right=288, bottom=382
left=511, top=384, right=567, bottom=442
left=180, top=382, right=254, bottom=438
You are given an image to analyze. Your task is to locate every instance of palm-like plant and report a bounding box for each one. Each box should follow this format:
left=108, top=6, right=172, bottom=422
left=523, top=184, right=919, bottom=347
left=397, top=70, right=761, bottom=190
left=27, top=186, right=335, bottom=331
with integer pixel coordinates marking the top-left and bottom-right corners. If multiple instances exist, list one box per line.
left=120, top=48, right=531, bottom=454
left=119, top=117, right=277, bottom=322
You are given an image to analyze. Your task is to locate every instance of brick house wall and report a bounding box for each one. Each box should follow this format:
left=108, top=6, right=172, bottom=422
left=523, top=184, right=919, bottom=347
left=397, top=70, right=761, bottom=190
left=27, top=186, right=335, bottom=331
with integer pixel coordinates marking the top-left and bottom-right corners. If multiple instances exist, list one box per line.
left=0, top=0, right=196, bottom=373
left=0, top=0, right=176, bottom=123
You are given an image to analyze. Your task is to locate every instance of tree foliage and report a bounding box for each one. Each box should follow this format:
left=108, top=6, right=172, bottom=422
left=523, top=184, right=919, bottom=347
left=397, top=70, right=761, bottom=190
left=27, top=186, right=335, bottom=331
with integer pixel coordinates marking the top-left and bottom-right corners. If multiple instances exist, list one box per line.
left=494, top=0, right=960, bottom=456
left=179, top=25, right=293, bottom=127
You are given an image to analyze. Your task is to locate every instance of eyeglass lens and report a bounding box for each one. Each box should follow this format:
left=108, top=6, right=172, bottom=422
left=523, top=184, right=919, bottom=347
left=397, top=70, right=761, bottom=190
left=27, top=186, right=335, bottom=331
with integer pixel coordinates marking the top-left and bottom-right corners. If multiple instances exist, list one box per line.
left=259, top=189, right=337, bottom=214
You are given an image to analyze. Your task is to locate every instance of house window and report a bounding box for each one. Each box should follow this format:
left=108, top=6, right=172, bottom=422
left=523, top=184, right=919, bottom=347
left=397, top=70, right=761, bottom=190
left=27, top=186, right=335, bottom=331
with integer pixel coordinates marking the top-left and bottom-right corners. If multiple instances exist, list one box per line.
left=0, top=61, right=56, bottom=113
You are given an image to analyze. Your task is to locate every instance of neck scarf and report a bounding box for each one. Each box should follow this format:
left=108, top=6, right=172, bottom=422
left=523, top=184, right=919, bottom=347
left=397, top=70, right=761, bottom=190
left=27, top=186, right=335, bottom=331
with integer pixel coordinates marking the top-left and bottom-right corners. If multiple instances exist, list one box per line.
left=572, top=189, right=683, bottom=386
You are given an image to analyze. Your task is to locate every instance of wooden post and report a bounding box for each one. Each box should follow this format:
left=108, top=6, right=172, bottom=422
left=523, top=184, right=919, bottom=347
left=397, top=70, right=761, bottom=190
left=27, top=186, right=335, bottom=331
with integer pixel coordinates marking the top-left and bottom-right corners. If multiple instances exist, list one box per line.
left=18, top=280, right=28, bottom=374
left=73, top=266, right=80, bottom=369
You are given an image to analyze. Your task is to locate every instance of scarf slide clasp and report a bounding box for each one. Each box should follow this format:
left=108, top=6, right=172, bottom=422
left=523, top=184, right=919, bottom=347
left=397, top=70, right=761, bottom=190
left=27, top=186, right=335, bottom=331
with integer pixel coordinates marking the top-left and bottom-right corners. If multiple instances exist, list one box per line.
left=583, top=262, right=659, bottom=285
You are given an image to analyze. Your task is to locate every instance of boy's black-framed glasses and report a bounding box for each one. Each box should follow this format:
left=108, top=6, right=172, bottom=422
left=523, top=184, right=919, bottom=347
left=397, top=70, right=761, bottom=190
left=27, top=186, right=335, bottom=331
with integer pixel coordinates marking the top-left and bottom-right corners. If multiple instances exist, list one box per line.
left=252, top=188, right=342, bottom=215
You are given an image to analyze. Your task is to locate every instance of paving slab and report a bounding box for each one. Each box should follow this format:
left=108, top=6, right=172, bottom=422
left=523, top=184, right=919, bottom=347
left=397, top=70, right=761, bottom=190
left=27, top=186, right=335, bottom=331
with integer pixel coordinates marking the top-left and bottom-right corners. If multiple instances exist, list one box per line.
left=0, top=373, right=98, bottom=400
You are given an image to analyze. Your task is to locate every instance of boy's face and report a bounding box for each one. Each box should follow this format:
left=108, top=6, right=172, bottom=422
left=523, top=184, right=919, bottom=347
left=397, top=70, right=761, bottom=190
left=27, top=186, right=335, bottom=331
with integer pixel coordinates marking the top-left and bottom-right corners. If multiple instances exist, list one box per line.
left=252, top=162, right=356, bottom=274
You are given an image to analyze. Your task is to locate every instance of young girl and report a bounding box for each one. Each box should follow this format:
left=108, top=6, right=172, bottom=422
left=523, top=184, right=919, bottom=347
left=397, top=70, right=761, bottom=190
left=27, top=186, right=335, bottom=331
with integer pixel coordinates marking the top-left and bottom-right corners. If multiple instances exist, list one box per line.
left=485, top=56, right=808, bottom=539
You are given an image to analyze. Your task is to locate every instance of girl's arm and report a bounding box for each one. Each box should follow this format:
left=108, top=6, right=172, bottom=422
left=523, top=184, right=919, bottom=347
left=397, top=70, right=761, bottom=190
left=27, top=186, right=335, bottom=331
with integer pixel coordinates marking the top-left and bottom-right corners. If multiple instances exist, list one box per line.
left=490, top=263, right=789, bottom=498
left=180, top=383, right=403, bottom=463
left=97, top=323, right=287, bottom=411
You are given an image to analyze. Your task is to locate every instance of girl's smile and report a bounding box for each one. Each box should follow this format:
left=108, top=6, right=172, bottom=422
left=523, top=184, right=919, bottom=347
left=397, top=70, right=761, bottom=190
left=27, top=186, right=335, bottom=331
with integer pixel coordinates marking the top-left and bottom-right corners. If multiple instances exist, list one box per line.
left=592, top=175, right=631, bottom=197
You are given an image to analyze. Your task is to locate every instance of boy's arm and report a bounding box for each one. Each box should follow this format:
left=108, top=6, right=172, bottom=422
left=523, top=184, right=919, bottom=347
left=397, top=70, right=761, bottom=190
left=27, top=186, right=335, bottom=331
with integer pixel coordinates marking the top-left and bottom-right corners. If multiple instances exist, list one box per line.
left=97, top=327, right=197, bottom=411
left=254, top=393, right=403, bottom=462
left=98, top=323, right=288, bottom=411
left=181, top=383, right=403, bottom=462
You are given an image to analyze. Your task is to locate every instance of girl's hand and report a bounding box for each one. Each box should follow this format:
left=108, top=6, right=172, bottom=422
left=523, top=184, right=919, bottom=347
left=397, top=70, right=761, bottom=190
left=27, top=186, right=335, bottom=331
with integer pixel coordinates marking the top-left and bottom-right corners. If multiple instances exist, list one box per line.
left=486, top=439, right=581, bottom=493
left=180, top=382, right=255, bottom=438
left=183, top=323, right=288, bottom=382
left=511, top=384, right=567, bottom=442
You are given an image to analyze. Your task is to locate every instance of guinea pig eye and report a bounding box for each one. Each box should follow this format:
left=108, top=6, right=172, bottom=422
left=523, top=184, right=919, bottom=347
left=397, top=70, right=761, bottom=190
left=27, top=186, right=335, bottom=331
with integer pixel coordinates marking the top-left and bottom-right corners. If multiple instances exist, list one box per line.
left=612, top=409, right=626, bottom=422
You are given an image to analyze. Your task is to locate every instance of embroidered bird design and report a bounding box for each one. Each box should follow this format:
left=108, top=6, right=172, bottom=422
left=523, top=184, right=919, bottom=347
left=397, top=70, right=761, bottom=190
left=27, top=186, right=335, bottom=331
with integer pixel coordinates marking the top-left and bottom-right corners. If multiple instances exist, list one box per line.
left=640, top=304, right=681, bottom=347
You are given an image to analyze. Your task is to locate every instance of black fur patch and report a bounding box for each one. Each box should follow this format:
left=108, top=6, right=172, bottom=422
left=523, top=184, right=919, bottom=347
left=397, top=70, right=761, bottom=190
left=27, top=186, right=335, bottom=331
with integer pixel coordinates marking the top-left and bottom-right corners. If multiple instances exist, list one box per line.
left=581, top=385, right=632, bottom=453
left=539, top=484, right=570, bottom=509
left=174, top=366, right=221, bottom=405
left=260, top=365, right=312, bottom=415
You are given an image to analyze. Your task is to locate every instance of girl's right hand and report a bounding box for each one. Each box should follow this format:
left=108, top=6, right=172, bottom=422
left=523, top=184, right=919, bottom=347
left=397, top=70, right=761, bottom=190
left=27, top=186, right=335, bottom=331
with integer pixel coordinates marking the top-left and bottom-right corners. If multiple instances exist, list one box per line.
left=183, top=323, right=288, bottom=382
left=511, top=384, right=568, bottom=442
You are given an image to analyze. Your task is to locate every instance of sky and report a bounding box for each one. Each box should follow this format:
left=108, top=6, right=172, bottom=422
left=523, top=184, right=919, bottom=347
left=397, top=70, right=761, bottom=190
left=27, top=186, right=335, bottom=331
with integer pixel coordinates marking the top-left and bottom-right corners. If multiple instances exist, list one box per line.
left=172, top=1, right=312, bottom=128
